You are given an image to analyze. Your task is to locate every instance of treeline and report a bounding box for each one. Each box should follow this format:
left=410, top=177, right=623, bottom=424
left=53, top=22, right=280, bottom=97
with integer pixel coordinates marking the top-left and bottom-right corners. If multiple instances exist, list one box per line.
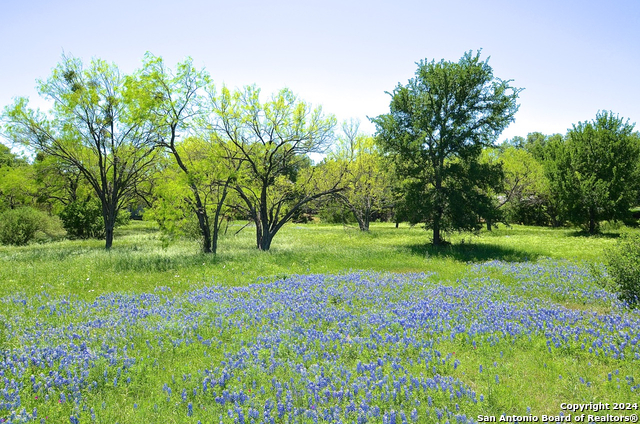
left=1, top=52, right=639, bottom=251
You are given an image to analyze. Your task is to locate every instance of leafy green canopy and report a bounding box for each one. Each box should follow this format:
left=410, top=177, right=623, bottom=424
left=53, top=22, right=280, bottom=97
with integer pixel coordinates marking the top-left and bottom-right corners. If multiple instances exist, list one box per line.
left=548, top=111, right=640, bottom=233
left=206, top=85, right=340, bottom=251
left=372, top=51, right=521, bottom=245
left=3, top=56, right=159, bottom=249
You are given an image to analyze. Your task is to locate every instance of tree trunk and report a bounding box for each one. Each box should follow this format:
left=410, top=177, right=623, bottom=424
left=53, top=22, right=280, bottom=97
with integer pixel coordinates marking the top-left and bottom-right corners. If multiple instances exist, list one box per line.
left=259, top=232, right=273, bottom=251
left=105, top=225, right=114, bottom=250
left=362, top=204, right=371, bottom=231
left=103, top=200, right=116, bottom=250
left=195, top=208, right=212, bottom=254
left=486, top=219, right=492, bottom=231
left=210, top=181, right=230, bottom=255
left=354, top=211, right=368, bottom=232
left=433, top=169, right=443, bottom=246
left=433, top=221, right=442, bottom=246
left=589, top=209, right=597, bottom=234
left=211, top=225, right=219, bottom=255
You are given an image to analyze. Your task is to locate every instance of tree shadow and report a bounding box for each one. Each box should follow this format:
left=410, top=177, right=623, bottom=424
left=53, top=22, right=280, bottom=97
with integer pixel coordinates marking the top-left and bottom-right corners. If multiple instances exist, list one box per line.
left=567, top=231, right=620, bottom=239
left=404, top=242, right=538, bottom=263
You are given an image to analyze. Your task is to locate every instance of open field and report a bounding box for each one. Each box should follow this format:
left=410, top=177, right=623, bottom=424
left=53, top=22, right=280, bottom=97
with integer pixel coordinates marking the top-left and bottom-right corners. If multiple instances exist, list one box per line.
left=0, top=222, right=638, bottom=423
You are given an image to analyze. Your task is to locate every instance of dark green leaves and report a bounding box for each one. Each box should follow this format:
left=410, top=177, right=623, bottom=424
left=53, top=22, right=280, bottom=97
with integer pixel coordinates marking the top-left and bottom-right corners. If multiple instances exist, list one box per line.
left=372, top=51, right=521, bottom=245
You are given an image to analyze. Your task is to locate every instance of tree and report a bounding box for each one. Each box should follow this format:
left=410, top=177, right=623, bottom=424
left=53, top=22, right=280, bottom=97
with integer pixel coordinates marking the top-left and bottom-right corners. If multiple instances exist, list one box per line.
left=207, top=85, right=341, bottom=250
left=481, top=144, right=551, bottom=227
left=551, top=111, right=640, bottom=233
left=325, top=120, right=393, bottom=231
left=0, top=143, right=25, bottom=167
left=0, top=152, right=37, bottom=211
left=147, top=137, right=236, bottom=253
left=134, top=54, right=234, bottom=254
left=3, top=55, right=159, bottom=249
left=372, top=51, right=521, bottom=245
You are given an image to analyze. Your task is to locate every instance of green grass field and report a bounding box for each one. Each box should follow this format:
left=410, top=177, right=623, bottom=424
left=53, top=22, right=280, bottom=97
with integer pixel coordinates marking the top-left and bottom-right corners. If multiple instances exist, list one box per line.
left=0, top=221, right=623, bottom=299
left=0, top=221, right=638, bottom=423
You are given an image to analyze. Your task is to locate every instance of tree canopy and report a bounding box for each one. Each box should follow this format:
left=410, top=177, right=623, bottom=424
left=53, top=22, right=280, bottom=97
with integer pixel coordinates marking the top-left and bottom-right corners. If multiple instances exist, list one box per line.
left=3, top=56, right=159, bottom=249
left=372, top=51, right=521, bottom=245
left=548, top=111, right=640, bottom=233
left=206, top=85, right=341, bottom=250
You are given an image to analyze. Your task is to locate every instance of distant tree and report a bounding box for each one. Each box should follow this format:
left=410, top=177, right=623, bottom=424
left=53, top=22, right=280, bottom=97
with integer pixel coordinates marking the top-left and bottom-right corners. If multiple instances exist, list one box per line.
left=550, top=111, right=640, bottom=233
left=0, top=159, right=37, bottom=211
left=207, top=85, right=341, bottom=250
left=32, top=153, right=86, bottom=210
left=324, top=120, right=393, bottom=231
left=0, top=143, right=26, bottom=167
left=3, top=55, right=159, bottom=249
left=522, top=132, right=550, bottom=160
left=488, top=145, right=550, bottom=226
left=372, top=51, right=521, bottom=245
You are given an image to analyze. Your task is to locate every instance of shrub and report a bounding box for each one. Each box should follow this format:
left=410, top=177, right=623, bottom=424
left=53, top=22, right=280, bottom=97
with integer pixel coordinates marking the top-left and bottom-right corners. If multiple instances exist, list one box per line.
left=0, top=207, right=65, bottom=245
left=59, top=199, right=130, bottom=239
left=59, top=199, right=105, bottom=239
left=605, top=233, right=640, bottom=307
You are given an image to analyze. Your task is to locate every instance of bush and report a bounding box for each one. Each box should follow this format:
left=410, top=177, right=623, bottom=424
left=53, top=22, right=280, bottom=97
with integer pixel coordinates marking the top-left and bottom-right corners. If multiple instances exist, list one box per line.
left=59, top=199, right=105, bottom=239
left=0, top=207, right=65, bottom=245
left=59, top=199, right=130, bottom=239
left=606, top=233, right=640, bottom=307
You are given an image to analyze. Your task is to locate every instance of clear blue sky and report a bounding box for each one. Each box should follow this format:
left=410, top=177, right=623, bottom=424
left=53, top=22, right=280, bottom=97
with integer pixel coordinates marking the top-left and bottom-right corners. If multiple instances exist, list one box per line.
left=1, top=0, right=639, bottom=146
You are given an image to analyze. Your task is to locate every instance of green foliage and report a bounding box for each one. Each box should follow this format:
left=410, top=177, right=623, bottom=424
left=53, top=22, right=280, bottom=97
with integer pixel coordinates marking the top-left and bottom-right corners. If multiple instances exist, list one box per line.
left=0, top=162, right=38, bottom=211
left=0, top=143, right=27, bottom=167
left=373, top=51, right=521, bottom=245
left=324, top=121, right=394, bottom=230
left=606, top=233, right=640, bottom=307
left=145, top=137, right=235, bottom=253
left=0, top=207, right=65, bottom=245
left=59, top=198, right=106, bottom=239
left=317, top=196, right=357, bottom=224
left=0, top=145, right=38, bottom=212
left=59, top=198, right=131, bottom=240
left=32, top=152, right=89, bottom=214
left=207, top=85, right=339, bottom=250
left=547, top=111, right=640, bottom=233
left=3, top=55, right=159, bottom=249
left=489, top=145, right=553, bottom=226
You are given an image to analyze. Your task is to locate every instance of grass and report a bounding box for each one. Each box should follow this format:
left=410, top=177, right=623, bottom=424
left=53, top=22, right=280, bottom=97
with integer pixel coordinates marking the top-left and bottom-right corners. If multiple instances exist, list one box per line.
left=0, top=220, right=638, bottom=423
left=0, top=221, right=622, bottom=299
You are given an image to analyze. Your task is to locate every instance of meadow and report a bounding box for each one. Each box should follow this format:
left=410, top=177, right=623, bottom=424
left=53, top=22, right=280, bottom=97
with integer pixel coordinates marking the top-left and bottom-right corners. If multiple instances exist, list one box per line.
left=0, top=221, right=638, bottom=423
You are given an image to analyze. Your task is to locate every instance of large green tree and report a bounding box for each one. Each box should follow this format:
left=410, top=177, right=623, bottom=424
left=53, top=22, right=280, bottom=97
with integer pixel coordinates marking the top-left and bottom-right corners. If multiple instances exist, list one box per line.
left=372, top=51, right=521, bottom=245
left=551, top=111, right=640, bottom=233
left=3, top=56, right=159, bottom=249
left=207, top=85, right=340, bottom=250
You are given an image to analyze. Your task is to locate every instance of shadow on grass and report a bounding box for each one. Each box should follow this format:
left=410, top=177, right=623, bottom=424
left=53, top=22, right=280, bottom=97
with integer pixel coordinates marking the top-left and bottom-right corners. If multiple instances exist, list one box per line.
left=405, top=242, right=538, bottom=263
left=567, top=231, right=620, bottom=239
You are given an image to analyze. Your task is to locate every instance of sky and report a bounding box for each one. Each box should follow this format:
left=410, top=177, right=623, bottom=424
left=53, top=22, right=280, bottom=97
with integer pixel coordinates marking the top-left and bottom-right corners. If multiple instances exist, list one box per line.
left=1, top=0, right=639, bottom=150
